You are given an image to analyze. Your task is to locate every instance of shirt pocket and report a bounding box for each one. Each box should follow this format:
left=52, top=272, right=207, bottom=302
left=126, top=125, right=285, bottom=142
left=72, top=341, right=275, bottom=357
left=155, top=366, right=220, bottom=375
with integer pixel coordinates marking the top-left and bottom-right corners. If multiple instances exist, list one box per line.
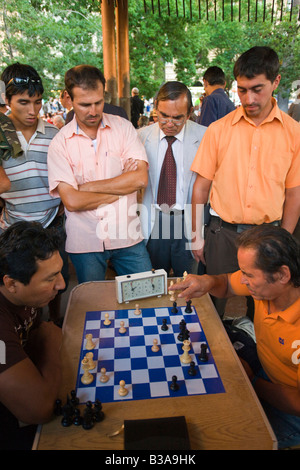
left=102, top=151, right=123, bottom=179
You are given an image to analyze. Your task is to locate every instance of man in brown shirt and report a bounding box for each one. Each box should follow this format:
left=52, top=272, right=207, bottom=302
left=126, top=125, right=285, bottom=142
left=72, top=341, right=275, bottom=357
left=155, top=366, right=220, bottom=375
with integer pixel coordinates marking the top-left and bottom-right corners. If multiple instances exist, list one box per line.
left=0, top=221, right=65, bottom=449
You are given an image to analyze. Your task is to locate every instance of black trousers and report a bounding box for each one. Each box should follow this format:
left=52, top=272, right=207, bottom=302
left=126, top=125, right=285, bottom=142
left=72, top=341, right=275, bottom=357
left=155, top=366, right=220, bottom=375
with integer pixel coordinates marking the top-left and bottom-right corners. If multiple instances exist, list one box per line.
left=146, top=210, right=197, bottom=277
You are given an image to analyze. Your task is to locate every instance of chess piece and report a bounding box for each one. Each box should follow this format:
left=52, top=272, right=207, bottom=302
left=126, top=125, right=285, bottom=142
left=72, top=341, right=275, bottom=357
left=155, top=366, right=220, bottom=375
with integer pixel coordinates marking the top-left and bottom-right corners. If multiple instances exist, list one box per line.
left=70, top=390, right=79, bottom=408
left=171, top=301, right=178, bottom=313
left=85, top=333, right=95, bottom=350
left=134, top=304, right=141, bottom=315
left=119, top=321, right=126, bottom=334
left=188, top=361, right=197, bottom=376
left=73, top=408, right=82, bottom=426
left=93, top=400, right=105, bottom=422
left=151, top=338, right=160, bottom=352
left=161, top=318, right=168, bottom=331
left=85, top=352, right=96, bottom=370
left=61, top=401, right=73, bottom=427
left=183, top=271, right=188, bottom=280
left=199, top=343, right=209, bottom=362
left=169, top=281, right=176, bottom=302
left=170, top=375, right=179, bottom=391
left=118, top=380, right=128, bottom=397
left=104, top=313, right=111, bottom=326
left=81, top=357, right=94, bottom=385
left=99, top=367, right=109, bottom=383
left=180, top=340, right=192, bottom=364
left=82, top=401, right=94, bottom=430
left=185, top=300, right=192, bottom=313
left=54, top=398, right=62, bottom=416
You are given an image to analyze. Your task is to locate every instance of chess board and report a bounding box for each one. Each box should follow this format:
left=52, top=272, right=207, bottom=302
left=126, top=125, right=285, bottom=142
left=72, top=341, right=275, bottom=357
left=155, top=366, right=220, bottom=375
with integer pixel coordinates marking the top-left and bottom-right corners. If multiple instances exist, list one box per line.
left=75, top=306, right=225, bottom=404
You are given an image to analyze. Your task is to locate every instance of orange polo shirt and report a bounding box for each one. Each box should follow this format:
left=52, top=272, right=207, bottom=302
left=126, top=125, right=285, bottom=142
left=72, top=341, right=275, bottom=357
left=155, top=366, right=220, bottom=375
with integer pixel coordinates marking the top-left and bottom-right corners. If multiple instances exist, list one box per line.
left=230, top=270, right=300, bottom=389
left=191, top=99, right=300, bottom=225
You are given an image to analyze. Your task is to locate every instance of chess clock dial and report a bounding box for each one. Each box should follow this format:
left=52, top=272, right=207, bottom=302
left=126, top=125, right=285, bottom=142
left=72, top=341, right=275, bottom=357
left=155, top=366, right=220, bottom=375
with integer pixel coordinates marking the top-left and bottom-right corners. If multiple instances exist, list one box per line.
left=115, top=269, right=167, bottom=303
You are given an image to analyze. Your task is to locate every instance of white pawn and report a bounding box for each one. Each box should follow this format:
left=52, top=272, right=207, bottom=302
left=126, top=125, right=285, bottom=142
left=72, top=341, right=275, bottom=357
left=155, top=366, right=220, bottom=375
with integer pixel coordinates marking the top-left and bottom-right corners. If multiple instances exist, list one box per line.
left=180, top=339, right=192, bottom=364
left=99, top=367, right=109, bottom=383
left=118, top=379, right=128, bottom=396
left=119, top=321, right=126, bottom=334
left=134, top=304, right=141, bottom=315
left=104, top=313, right=111, bottom=326
left=151, top=338, right=160, bottom=352
left=85, top=334, right=95, bottom=350
left=183, top=271, right=188, bottom=280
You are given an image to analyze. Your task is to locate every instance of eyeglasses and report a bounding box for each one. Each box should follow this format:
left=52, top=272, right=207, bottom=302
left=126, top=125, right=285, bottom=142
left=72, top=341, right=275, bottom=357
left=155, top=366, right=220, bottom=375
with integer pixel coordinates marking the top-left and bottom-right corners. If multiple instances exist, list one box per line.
left=6, top=77, right=42, bottom=87
left=156, top=110, right=187, bottom=126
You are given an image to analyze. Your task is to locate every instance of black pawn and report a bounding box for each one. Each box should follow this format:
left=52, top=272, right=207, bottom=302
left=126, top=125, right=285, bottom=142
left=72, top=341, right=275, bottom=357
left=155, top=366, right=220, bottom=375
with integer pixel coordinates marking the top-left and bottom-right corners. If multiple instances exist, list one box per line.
left=161, top=318, right=168, bottom=331
left=170, top=375, right=179, bottom=391
left=188, top=361, right=197, bottom=376
left=93, top=400, right=105, bottom=422
left=171, top=302, right=178, bottom=314
left=70, top=389, right=79, bottom=408
left=185, top=300, right=192, bottom=313
left=82, top=401, right=94, bottom=430
left=54, top=398, right=62, bottom=416
left=61, top=402, right=73, bottom=427
left=199, top=343, right=208, bottom=362
left=73, top=408, right=82, bottom=426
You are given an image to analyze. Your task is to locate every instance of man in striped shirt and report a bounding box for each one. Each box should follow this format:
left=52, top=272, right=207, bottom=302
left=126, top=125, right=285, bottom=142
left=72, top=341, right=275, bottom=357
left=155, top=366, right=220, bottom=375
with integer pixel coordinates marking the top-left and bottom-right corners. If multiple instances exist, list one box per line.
left=0, top=63, right=68, bottom=322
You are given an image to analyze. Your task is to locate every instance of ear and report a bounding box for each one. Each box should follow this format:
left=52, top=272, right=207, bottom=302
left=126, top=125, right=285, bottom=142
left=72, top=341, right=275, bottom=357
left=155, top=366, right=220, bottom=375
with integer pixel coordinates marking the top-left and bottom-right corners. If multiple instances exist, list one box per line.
left=277, top=265, right=291, bottom=285
left=272, top=74, right=281, bottom=92
left=2, top=275, right=17, bottom=293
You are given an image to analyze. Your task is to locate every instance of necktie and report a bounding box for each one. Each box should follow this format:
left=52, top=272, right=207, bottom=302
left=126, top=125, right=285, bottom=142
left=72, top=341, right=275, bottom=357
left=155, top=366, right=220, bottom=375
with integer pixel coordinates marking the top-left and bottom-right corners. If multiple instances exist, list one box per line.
left=157, top=136, right=177, bottom=208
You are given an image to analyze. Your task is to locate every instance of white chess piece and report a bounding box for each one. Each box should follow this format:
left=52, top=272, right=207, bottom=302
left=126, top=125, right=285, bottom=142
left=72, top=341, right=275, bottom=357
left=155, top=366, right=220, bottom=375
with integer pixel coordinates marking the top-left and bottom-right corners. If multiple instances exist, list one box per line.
left=118, top=379, right=128, bottom=396
left=119, top=321, right=126, bottom=334
left=180, top=339, right=192, bottom=364
left=85, top=334, right=95, bottom=350
left=81, top=357, right=94, bottom=384
left=134, top=304, right=141, bottom=315
left=169, top=281, right=176, bottom=302
left=85, top=352, right=96, bottom=370
left=104, top=313, right=111, bottom=326
left=151, top=338, right=160, bottom=352
left=99, top=367, right=109, bottom=383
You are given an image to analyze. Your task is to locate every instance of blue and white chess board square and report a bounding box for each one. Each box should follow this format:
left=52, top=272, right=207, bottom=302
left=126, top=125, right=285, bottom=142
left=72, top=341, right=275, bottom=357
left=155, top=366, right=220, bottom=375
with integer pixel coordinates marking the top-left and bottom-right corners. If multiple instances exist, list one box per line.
left=75, top=306, right=225, bottom=404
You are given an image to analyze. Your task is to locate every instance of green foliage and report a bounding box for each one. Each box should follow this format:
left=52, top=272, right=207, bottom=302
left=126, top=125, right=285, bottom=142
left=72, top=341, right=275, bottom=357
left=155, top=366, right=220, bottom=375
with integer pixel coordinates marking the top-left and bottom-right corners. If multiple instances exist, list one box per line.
left=0, top=0, right=299, bottom=101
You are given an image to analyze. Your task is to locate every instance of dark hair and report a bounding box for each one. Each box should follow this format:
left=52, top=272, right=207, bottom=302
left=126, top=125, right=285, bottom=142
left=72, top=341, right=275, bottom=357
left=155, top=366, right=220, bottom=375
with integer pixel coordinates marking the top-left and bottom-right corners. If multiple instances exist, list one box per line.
left=0, top=221, right=63, bottom=286
left=65, top=65, right=106, bottom=100
left=236, top=225, right=300, bottom=288
left=1, top=62, right=44, bottom=103
left=155, top=81, right=193, bottom=112
left=233, top=46, right=279, bottom=83
left=203, top=66, right=226, bottom=86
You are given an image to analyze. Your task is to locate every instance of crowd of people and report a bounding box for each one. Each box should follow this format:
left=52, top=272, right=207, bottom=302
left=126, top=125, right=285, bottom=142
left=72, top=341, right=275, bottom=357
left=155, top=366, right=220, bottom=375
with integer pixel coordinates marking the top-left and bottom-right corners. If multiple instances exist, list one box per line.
left=0, top=45, right=299, bottom=450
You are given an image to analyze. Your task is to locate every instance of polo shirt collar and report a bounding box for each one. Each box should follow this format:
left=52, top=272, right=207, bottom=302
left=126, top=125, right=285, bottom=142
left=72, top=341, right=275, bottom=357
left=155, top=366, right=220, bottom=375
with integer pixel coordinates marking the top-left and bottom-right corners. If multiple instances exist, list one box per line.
left=232, top=97, right=283, bottom=127
left=265, top=296, right=300, bottom=324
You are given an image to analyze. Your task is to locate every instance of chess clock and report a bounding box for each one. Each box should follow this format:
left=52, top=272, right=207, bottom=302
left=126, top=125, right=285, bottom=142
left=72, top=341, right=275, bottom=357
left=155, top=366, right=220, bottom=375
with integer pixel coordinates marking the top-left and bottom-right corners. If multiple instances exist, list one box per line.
left=115, top=269, right=167, bottom=303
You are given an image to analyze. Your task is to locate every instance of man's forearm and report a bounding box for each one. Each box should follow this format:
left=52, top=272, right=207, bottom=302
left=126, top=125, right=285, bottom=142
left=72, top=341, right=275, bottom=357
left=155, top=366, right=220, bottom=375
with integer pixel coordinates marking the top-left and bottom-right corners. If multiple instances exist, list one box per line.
left=281, top=186, right=300, bottom=234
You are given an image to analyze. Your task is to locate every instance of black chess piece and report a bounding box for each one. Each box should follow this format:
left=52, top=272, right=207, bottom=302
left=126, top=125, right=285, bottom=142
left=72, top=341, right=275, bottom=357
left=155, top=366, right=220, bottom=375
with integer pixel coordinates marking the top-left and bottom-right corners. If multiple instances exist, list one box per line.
left=73, top=408, right=82, bottom=426
left=70, top=389, right=79, bottom=408
left=161, top=318, right=168, bottom=331
left=188, top=361, right=197, bottom=376
left=82, top=401, right=94, bottom=430
left=199, top=343, right=208, bottom=362
left=61, top=401, right=73, bottom=427
left=93, top=400, right=105, bottom=422
left=185, top=300, right=192, bottom=313
left=54, top=398, right=62, bottom=416
left=177, top=319, right=188, bottom=342
left=171, top=302, right=178, bottom=314
left=170, top=375, right=179, bottom=391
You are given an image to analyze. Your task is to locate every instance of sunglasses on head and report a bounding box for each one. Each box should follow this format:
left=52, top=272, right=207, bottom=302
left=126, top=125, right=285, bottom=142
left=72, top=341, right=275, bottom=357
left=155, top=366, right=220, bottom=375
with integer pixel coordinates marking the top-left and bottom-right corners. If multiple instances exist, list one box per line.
left=6, top=77, right=42, bottom=87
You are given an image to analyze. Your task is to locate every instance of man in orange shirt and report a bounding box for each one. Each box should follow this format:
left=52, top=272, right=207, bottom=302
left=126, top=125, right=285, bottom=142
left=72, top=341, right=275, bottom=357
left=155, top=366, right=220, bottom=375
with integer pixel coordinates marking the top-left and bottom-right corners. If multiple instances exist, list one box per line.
left=171, top=225, right=300, bottom=449
left=191, top=47, right=300, bottom=318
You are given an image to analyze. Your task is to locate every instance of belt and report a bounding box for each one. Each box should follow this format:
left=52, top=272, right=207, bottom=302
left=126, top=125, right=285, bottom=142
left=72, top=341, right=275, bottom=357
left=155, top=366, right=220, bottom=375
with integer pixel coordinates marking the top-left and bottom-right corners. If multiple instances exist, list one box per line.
left=210, top=216, right=280, bottom=233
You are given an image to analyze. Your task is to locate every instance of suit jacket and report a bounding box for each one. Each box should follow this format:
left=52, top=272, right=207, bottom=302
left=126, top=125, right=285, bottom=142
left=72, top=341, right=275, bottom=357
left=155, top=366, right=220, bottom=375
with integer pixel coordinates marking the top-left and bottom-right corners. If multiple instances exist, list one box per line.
left=137, top=120, right=206, bottom=244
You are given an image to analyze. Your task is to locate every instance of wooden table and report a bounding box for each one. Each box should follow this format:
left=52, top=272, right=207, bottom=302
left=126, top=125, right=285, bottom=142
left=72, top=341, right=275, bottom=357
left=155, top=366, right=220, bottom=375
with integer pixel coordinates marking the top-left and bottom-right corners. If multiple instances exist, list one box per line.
left=34, top=281, right=277, bottom=450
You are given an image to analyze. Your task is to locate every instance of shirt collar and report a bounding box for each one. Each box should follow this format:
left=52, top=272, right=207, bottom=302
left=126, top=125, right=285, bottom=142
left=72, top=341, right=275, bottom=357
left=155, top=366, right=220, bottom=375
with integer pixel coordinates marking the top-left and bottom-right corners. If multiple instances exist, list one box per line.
left=264, top=296, right=300, bottom=324
left=232, top=97, right=284, bottom=127
left=159, top=124, right=185, bottom=143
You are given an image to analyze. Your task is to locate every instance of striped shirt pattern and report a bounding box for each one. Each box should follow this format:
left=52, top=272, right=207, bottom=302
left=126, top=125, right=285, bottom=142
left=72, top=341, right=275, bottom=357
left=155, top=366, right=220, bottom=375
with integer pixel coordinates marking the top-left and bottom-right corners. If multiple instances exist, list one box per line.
left=0, top=118, right=61, bottom=229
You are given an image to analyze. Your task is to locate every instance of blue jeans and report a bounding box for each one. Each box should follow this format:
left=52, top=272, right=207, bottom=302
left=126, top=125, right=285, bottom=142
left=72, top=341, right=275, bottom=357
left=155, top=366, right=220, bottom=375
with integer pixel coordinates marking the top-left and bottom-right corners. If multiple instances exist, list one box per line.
left=256, top=368, right=300, bottom=449
left=69, top=241, right=152, bottom=283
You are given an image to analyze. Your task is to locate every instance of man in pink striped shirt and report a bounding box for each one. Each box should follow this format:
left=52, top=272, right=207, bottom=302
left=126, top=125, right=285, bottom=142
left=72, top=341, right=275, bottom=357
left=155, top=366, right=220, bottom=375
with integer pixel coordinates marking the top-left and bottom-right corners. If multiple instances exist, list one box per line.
left=48, top=65, right=152, bottom=283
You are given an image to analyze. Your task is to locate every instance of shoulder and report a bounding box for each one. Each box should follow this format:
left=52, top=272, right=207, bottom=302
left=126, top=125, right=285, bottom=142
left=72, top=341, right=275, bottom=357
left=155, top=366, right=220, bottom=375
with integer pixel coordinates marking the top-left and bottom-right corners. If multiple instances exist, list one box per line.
left=184, top=120, right=207, bottom=138
left=137, top=123, right=159, bottom=142
left=42, top=121, right=59, bottom=139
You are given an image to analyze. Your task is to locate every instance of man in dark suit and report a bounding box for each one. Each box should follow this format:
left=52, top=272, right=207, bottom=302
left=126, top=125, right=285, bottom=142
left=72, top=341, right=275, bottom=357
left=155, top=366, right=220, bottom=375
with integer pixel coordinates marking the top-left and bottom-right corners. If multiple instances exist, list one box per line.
left=130, top=87, right=144, bottom=128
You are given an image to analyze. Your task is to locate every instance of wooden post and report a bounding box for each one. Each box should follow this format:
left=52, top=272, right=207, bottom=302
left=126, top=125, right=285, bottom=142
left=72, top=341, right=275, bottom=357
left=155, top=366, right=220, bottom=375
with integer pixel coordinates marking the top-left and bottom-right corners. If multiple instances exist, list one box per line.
left=101, top=0, right=118, bottom=105
left=115, top=0, right=131, bottom=118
